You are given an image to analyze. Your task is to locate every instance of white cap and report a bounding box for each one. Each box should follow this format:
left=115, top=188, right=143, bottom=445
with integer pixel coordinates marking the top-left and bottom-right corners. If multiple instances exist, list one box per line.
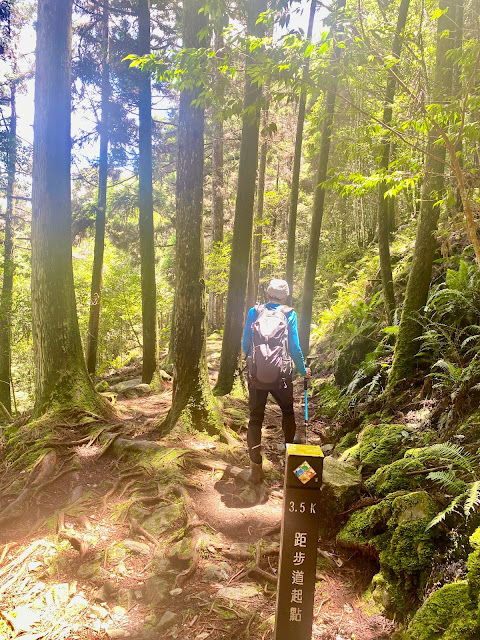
left=267, top=278, right=290, bottom=300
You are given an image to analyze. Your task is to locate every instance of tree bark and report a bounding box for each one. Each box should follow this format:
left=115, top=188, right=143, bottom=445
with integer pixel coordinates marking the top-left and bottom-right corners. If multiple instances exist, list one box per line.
left=298, top=0, right=346, bottom=355
left=160, top=0, right=222, bottom=436
left=246, top=106, right=269, bottom=313
left=0, top=82, right=16, bottom=414
left=31, top=0, right=108, bottom=418
left=214, top=0, right=268, bottom=396
left=285, top=0, right=317, bottom=299
left=388, top=0, right=455, bottom=387
left=208, top=26, right=225, bottom=332
left=138, top=0, right=158, bottom=384
left=86, top=0, right=110, bottom=376
left=377, top=0, right=411, bottom=323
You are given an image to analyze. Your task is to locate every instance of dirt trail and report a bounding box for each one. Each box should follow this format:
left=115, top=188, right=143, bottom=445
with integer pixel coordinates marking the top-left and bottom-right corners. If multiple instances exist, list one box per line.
left=0, top=358, right=396, bottom=639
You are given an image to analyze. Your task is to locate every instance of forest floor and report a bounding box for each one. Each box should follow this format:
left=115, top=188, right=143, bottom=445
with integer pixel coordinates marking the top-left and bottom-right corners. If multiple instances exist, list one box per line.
left=0, top=336, right=397, bottom=640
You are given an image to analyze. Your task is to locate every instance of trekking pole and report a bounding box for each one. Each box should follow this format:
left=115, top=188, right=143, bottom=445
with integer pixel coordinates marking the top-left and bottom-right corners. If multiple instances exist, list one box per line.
left=304, top=376, right=308, bottom=444
left=304, top=356, right=312, bottom=444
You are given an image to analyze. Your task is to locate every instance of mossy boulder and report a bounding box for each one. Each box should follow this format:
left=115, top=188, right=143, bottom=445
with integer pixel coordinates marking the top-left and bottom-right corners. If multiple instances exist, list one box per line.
left=319, top=456, right=362, bottom=538
left=141, top=503, right=183, bottom=537
left=404, top=582, right=479, bottom=640
left=335, top=430, right=358, bottom=454
left=337, top=492, right=399, bottom=554
left=467, top=526, right=480, bottom=600
left=363, top=572, right=391, bottom=614
left=365, top=457, right=425, bottom=497
left=338, top=491, right=440, bottom=619
left=357, top=423, right=412, bottom=471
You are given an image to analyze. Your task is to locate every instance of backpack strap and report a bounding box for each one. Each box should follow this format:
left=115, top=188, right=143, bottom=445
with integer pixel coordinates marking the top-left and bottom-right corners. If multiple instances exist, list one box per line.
left=278, top=305, right=293, bottom=316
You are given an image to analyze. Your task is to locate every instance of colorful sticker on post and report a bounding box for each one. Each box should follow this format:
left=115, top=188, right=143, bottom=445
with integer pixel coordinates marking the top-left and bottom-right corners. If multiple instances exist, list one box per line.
left=294, top=460, right=317, bottom=484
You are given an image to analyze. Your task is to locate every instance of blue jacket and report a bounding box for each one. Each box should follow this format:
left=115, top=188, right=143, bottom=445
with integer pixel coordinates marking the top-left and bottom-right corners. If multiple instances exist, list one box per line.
left=242, top=302, right=307, bottom=376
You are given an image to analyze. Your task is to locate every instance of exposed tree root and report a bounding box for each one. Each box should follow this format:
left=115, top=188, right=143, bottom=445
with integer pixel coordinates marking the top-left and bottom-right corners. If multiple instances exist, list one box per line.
left=129, top=515, right=161, bottom=548
left=193, top=457, right=252, bottom=484
left=174, top=529, right=205, bottom=588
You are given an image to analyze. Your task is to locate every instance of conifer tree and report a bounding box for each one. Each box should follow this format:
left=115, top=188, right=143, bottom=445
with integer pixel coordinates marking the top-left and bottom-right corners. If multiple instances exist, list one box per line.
left=31, top=0, right=108, bottom=418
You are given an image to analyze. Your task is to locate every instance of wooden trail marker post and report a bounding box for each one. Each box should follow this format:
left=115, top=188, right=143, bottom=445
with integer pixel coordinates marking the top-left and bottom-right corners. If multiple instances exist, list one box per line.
left=274, top=443, right=324, bottom=639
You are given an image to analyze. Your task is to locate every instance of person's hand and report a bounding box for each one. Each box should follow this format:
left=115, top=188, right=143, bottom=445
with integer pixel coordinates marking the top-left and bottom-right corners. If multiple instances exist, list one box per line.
left=304, top=367, right=311, bottom=379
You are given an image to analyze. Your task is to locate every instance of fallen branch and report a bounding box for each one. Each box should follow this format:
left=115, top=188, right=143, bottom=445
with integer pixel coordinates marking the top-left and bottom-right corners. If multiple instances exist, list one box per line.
left=405, top=466, right=449, bottom=476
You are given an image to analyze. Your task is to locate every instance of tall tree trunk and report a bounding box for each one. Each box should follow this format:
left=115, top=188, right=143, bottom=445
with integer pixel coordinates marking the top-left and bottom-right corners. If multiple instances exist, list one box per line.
left=246, top=106, right=269, bottom=312
left=86, top=0, right=110, bottom=375
left=138, top=0, right=157, bottom=384
left=214, top=0, right=268, bottom=396
left=160, top=0, right=221, bottom=436
left=285, top=0, right=317, bottom=298
left=208, top=27, right=225, bottom=332
left=31, top=0, right=108, bottom=418
left=0, top=82, right=16, bottom=415
left=388, top=0, right=455, bottom=387
left=377, top=0, right=411, bottom=323
left=298, top=0, right=346, bottom=355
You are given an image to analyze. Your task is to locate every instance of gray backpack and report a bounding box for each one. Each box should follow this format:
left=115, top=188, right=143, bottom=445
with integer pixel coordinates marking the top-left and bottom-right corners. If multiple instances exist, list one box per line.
left=247, top=304, right=293, bottom=388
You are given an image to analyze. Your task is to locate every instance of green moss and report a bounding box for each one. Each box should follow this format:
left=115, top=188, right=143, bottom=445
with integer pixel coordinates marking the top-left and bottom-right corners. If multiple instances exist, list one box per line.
left=335, top=430, right=358, bottom=454
left=312, top=379, right=350, bottom=419
left=363, top=572, right=391, bottom=615
left=337, top=493, right=400, bottom=551
left=467, top=526, right=480, bottom=600
left=357, top=423, right=411, bottom=471
left=366, top=457, right=425, bottom=497
left=405, top=582, right=479, bottom=640
left=338, top=491, right=440, bottom=620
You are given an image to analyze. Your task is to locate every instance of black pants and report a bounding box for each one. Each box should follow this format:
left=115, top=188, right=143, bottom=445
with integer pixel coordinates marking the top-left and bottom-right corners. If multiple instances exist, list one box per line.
left=247, top=377, right=296, bottom=463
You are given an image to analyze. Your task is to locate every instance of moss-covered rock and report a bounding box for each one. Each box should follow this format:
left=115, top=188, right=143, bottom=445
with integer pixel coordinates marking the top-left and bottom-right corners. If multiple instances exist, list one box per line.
left=363, top=572, right=391, bottom=615
left=337, top=493, right=399, bottom=554
left=357, top=423, right=412, bottom=471
left=404, top=582, right=479, bottom=640
left=467, top=526, right=480, bottom=600
left=335, top=430, right=358, bottom=454
left=141, top=503, right=183, bottom=537
left=319, top=456, right=362, bottom=538
left=365, top=457, right=425, bottom=497
left=337, top=491, right=440, bottom=619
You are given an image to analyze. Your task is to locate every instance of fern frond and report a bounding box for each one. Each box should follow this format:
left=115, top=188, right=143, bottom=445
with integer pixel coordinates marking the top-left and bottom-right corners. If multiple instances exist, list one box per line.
left=427, top=470, right=466, bottom=494
left=408, top=443, right=475, bottom=474
left=464, top=480, right=480, bottom=517
left=427, top=494, right=464, bottom=530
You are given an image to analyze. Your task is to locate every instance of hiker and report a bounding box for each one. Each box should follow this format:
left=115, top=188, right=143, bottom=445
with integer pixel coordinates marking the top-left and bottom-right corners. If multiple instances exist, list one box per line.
left=243, top=278, right=311, bottom=484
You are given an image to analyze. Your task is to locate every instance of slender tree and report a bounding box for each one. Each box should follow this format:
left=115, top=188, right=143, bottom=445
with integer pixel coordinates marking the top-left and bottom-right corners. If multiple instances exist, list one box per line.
left=86, top=0, right=110, bottom=375
left=285, top=0, right=317, bottom=298
left=31, top=0, right=108, bottom=418
left=214, top=0, right=268, bottom=395
left=0, top=81, right=16, bottom=415
left=298, top=0, right=346, bottom=355
left=208, top=25, right=225, bottom=332
left=377, top=0, right=411, bottom=323
left=160, top=0, right=222, bottom=436
left=388, top=0, right=456, bottom=387
left=246, top=105, right=269, bottom=312
left=138, top=0, right=158, bottom=384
